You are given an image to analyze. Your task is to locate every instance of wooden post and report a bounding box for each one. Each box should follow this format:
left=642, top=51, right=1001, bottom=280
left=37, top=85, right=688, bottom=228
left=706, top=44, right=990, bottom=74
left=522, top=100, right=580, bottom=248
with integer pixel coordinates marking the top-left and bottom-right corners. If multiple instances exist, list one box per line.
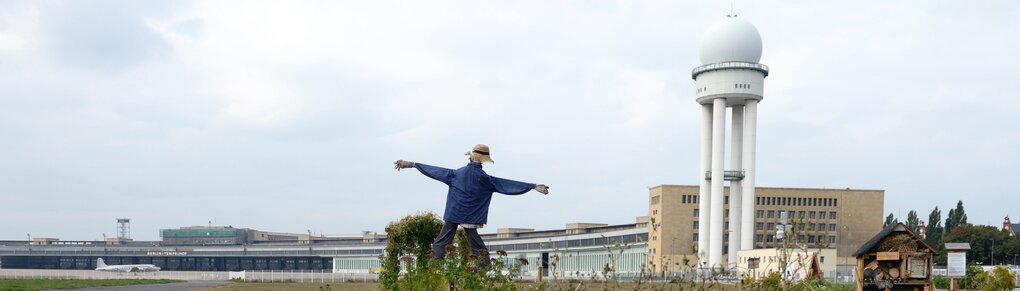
left=950, top=277, right=956, bottom=291
left=855, top=258, right=864, bottom=291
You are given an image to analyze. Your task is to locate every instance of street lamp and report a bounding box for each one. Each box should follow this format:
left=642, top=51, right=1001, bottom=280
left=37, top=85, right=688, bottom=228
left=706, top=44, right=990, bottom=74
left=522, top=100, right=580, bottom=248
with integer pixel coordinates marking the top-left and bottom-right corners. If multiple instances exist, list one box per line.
left=990, top=237, right=995, bottom=266
left=775, top=211, right=793, bottom=290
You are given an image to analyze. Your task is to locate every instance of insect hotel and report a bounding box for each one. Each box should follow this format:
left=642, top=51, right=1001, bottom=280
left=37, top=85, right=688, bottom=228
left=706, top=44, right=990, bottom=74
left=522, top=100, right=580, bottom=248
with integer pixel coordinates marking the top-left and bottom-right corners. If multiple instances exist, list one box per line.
left=852, top=223, right=935, bottom=291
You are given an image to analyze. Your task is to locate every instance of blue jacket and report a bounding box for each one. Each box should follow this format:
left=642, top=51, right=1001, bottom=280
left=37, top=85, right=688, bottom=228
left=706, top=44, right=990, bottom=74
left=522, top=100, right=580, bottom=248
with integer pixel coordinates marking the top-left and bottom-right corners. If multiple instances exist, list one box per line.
left=414, top=162, right=536, bottom=224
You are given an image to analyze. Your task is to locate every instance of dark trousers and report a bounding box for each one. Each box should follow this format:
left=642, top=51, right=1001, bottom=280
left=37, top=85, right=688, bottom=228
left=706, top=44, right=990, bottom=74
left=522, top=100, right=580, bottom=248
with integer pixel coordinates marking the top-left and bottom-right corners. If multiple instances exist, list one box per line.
left=432, top=221, right=490, bottom=267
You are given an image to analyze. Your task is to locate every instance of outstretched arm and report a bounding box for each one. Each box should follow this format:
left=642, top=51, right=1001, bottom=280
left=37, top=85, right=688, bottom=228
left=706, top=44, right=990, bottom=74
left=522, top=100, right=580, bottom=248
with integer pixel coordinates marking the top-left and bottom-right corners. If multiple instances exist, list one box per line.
left=489, top=176, right=549, bottom=195
left=394, top=160, right=456, bottom=185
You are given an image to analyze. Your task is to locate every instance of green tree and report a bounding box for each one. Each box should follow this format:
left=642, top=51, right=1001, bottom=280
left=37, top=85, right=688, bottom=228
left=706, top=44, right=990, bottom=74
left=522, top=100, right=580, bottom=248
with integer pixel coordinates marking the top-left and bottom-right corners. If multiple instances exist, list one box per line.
left=925, top=206, right=943, bottom=248
left=941, top=224, right=1013, bottom=265
left=945, top=200, right=968, bottom=234
left=906, top=210, right=920, bottom=234
left=883, top=213, right=898, bottom=228
left=925, top=206, right=946, bottom=266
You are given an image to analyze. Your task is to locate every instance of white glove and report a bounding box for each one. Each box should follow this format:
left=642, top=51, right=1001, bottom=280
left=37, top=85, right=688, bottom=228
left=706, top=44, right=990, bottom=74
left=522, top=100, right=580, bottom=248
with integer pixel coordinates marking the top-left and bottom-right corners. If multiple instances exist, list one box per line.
left=535, top=184, right=549, bottom=195
left=393, top=160, right=415, bottom=171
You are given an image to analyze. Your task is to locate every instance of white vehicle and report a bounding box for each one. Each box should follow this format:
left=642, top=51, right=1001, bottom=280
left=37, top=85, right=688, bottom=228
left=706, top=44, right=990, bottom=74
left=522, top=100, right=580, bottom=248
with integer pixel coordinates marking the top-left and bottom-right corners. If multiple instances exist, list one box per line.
left=95, top=258, right=161, bottom=272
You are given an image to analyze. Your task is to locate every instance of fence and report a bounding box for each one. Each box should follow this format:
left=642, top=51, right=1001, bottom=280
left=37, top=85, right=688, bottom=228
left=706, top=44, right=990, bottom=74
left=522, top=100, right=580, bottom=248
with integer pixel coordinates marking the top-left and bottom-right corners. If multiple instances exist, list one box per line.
left=229, top=270, right=377, bottom=283
left=0, top=269, right=379, bottom=283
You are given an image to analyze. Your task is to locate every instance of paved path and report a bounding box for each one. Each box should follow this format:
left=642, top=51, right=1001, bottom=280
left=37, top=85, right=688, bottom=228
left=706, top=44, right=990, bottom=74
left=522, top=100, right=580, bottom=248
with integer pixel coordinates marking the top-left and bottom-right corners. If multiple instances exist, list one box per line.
left=55, top=280, right=228, bottom=291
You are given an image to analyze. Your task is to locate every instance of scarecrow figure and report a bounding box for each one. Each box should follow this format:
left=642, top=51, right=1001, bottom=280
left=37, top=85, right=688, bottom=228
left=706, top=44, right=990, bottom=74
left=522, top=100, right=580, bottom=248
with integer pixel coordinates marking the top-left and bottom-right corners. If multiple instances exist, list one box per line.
left=394, top=144, right=549, bottom=264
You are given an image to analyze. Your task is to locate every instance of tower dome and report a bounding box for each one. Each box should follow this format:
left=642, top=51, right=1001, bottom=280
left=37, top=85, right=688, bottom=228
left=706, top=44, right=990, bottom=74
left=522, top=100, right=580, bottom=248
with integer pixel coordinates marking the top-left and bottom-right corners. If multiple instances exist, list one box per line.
left=699, top=17, right=763, bottom=65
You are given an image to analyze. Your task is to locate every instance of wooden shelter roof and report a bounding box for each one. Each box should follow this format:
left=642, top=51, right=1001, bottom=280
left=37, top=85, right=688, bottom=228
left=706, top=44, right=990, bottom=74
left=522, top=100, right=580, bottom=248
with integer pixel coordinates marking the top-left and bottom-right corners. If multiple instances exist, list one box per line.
left=852, top=223, right=935, bottom=258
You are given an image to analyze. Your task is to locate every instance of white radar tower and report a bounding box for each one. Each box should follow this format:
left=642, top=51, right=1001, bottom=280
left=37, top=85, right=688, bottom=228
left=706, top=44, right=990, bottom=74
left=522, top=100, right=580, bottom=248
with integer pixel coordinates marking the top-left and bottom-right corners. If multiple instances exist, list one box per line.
left=693, top=15, right=768, bottom=270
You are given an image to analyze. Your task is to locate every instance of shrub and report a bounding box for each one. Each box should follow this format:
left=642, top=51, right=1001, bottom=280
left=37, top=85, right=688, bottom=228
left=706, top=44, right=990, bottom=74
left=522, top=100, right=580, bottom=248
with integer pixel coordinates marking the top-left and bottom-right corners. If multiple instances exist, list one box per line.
left=378, top=212, right=521, bottom=291
left=379, top=212, right=444, bottom=290
left=977, top=266, right=1016, bottom=291
left=755, top=271, right=782, bottom=290
left=933, top=275, right=950, bottom=289
left=959, top=264, right=985, bottom=289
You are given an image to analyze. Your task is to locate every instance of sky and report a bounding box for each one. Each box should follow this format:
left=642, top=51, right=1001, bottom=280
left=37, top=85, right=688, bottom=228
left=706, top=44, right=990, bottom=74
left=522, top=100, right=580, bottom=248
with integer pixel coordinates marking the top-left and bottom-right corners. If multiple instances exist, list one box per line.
left=1, top=1, right=1018, bottom=241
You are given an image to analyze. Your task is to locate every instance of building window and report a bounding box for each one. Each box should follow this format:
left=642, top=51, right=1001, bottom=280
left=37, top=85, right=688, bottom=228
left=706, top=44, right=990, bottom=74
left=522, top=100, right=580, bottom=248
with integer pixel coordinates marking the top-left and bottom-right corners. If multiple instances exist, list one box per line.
left=808, top=235, right=815, bottom=243
left=834, top=199, right=838, bottom=207
left=798, top=211, right=805, bottom=219
left=693, top=221, right=699, bottom=230
left=694, top=209, right=699, bottom=217
left=725, top=209, right=730, bottom=217
left=767, top=210, right=775, bottom=218
left=725, top=195, right=729, bottom=204
left=756, top=235, right=763, bottom=242
left=818, top=223, right=826, bottom=231
left=767, top=223, right=774, bottom=230
left=756, top=222, right=764, bottom=230
left=766, top=235, right=774, bottom=243
left=829, top=211, right=837, bottom=219
left=757, top=210, right=764, bottom=218
left=809, top=211, right=816, bottom=219
left=798, top=223, right=805, bottom=231
left=830, top=224, right=836, bottom=232
left=829, top=236, right=836, bottom=244
left=693, top=234, right=698, bottom=242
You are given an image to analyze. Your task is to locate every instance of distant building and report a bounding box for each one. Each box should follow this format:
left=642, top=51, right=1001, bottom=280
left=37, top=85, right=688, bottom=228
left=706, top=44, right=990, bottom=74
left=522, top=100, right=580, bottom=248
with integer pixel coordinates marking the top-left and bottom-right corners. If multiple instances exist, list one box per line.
left=647, top=185, right=884, bottom=276
left=159, top=226, right=255, bottom=245
left=1002, top=216, right=1020, bottom=237
left=0, top=222, right=647, bottom=276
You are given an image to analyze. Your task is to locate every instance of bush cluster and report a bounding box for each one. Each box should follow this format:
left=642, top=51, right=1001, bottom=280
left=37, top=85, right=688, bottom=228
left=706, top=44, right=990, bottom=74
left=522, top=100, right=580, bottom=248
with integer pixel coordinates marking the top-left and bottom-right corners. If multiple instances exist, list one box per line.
left=933, top=265, right=1016, bottom=291
left=379, top=212, right=523, bottom=291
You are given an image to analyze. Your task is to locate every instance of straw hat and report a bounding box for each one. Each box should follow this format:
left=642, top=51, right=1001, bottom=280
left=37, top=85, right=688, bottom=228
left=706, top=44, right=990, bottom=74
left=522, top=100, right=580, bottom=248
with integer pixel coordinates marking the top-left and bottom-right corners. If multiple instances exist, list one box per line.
left=465, top=144, right=494, bottom=163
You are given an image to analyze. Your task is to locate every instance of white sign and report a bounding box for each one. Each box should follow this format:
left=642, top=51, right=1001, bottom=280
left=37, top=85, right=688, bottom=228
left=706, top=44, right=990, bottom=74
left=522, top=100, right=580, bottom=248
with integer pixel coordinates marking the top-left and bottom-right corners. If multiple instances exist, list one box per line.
left=947, top=252, right=966, bottom=277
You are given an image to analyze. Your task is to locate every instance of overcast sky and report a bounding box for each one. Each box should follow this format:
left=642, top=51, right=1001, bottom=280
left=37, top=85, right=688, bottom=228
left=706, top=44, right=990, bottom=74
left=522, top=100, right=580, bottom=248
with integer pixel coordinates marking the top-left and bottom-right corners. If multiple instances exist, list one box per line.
left=2, top=1, right=1017, bottom=241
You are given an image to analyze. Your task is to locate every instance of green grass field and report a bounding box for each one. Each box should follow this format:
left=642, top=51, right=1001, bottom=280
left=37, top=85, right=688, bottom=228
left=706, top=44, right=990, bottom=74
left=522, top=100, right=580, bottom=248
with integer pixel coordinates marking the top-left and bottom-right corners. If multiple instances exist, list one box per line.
left=0, top=279, right=182, bottom=291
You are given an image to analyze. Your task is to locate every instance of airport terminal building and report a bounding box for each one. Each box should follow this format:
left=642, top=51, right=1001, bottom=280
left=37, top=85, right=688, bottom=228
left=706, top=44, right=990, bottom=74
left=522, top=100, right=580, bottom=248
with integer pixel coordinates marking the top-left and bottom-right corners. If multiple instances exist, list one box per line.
left=0, top=185, right=881, bottom=280
left=0, top=222, right=649, bottom=278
